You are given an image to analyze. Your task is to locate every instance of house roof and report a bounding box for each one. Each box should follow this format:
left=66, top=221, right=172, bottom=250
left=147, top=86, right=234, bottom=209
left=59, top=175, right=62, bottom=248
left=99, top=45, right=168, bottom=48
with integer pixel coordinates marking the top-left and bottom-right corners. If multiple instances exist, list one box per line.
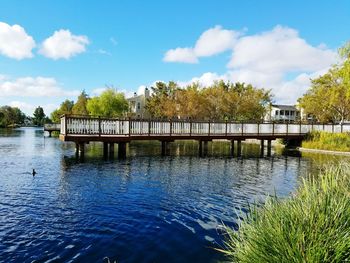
left=271, top=104, right=297, bottom=110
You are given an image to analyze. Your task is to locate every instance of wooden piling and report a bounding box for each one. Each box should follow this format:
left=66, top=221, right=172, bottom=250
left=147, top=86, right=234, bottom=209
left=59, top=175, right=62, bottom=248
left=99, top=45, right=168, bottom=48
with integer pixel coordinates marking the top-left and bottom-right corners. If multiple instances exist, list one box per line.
left=267, top=140, right=272, bottom=156
left=109, top=143, right=114, bottom=158
left=103, top=142, right=108, bottom=159
left=237, top=140, right=242, bottom=157
left=260, top=140, right=265, bottom=157
left=118, top=142, right=127, bottom=159
left=230, top=140, right=235, bottom=156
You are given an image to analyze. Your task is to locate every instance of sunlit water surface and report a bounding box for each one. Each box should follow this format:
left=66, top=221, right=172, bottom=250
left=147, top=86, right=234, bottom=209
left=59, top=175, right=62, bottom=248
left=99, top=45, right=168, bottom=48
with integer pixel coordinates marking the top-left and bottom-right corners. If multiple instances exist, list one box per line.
left=0, top=128, right=346, bottom=263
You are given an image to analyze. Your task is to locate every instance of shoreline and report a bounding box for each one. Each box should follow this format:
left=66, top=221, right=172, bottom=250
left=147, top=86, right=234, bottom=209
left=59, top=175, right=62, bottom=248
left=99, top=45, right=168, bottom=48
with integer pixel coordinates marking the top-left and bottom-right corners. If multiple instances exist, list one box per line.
left=297, top=147, right=350, bottom=156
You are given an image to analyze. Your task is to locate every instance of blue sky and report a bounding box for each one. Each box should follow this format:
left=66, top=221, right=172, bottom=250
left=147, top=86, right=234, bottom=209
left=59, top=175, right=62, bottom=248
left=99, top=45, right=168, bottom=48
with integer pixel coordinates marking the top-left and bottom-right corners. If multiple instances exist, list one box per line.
left=0, top=0, right=349, bottom=115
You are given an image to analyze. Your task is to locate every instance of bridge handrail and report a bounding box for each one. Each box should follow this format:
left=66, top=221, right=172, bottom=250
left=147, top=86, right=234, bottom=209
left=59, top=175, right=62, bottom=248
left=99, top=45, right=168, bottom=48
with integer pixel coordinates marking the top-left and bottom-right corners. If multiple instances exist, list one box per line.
left=60, top=115, right=350, bottom=136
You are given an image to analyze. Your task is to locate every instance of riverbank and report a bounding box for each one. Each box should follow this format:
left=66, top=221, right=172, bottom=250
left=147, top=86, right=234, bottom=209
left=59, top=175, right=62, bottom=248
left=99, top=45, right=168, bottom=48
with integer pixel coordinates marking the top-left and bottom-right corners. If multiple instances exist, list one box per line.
left=220, top=164, right=350, bottom=262
left=298, top=147, right=350, bottom=156
left=301, top=131, right=350, bottom=152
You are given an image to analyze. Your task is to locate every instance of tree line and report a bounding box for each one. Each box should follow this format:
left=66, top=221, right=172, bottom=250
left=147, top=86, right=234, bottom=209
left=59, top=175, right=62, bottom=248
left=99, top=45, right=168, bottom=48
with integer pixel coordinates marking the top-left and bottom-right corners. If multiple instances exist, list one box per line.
left=0, top=105, right=50, bottom=128
left=146, top=81, right=271, bottom=121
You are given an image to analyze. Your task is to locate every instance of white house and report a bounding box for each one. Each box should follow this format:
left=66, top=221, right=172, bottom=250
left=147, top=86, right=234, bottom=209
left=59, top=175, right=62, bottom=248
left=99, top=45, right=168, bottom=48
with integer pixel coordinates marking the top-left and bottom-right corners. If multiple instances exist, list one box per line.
left=127, top=88, right=150, bottom=118
left=265, top=104, right=300, bottom=122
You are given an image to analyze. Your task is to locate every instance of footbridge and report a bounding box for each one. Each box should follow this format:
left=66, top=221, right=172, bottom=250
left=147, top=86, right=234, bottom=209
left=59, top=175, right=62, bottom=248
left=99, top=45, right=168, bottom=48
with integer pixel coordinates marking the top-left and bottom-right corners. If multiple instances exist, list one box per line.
left=58, top=115, right=350, bottom=159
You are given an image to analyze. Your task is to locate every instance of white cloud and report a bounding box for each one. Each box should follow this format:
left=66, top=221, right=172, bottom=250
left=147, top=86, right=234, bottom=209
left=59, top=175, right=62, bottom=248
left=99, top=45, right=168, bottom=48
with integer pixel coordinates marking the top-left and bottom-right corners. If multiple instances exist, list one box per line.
left=0, top=76, right=79, bottom=97
left=194, top=25, right=240, bottom=57
left=170, top=25, right=338, bottom=104
left=163, top=25, right=241, bottom=63
left=0, top=22, right=36, bottom=59
left=39, top=29, right=89, bottom=59
left=163, top=47, right=198, bottom=63
left=228, top=25, right=337, bottom=72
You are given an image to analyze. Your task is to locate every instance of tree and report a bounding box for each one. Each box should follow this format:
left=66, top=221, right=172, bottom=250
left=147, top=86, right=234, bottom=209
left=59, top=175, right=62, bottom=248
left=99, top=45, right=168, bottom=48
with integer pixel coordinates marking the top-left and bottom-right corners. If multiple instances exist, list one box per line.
left=72, top=90, right=89, bottom=115
left=50, top=99, right=74, bottom=123
left=145, top=80, right=271, bottom=121
left=0, top=106, right=26, bottom=127
left=32, top=106, right=46, bottom=126
left=86, top=88, right=128, bottom=117
left=299, top=41, right=350, bottom=123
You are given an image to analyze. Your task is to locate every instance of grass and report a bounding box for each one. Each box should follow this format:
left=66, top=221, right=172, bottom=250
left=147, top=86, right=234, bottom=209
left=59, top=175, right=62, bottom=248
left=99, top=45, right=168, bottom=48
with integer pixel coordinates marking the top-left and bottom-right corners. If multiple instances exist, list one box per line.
left=218, top=164, right=350, bottom=263
left=302, top=131, right=350, bottom=152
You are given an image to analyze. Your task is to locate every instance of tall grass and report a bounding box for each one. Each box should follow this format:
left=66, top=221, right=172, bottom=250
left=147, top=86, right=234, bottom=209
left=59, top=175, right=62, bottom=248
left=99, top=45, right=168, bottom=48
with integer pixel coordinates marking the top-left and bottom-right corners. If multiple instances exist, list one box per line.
left=219, top=164, right=350, bottom=262
left=302, top=131, right=350, bottom=152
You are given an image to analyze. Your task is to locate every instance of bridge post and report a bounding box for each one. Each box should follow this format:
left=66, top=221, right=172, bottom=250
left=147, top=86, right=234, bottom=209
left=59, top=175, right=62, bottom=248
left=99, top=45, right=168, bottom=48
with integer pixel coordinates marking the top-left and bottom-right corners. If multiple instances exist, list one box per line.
left=230, top=140, right=235, bottom=156
left=161, top=141, right=167, bottom=156
left=48, top=131, right=52, bottom=137
left=198, top=140, right=203, bottom=157
left=79, top=142, right=85, bottom=160
left=103, top=142, right=108, bottom=159
left=267, top=140, right=272, bottom=156
left=118, top=142, right=127, bottom=159
left=237, top=140, right=242, bottom=157
left=75, top=142, right=80, bottom=158
left=109, top=143, right=114, bottom=159
left=203, top=141, right=209, bottom=156
left=260, top=140, right=265, bottom=157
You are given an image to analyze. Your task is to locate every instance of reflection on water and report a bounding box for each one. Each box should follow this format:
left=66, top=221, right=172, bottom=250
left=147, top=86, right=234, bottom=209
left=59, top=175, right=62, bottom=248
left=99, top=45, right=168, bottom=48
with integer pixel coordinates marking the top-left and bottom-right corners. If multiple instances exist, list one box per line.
left=0, top=128, right=348, bottom=263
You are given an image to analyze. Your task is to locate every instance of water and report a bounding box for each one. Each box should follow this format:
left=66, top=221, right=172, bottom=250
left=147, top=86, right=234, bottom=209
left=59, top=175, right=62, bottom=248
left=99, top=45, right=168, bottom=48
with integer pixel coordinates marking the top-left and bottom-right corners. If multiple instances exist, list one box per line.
left=0, top=128, right=345, bottom=263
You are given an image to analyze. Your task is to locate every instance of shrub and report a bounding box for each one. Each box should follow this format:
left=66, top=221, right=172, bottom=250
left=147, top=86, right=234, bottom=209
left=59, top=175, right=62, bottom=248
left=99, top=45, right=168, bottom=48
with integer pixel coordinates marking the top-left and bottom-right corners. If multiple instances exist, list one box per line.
left=219, top=164, right=350, bottom=263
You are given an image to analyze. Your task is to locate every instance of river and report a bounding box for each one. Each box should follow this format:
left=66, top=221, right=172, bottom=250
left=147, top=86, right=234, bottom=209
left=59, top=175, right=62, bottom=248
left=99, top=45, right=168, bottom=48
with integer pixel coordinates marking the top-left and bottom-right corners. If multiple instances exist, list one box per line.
left=0, top=128, right=347, bottom=263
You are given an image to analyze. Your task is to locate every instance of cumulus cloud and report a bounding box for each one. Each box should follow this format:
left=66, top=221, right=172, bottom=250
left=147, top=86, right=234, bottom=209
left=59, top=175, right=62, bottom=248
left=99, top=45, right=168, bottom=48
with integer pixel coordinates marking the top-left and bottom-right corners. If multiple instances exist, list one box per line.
left=0, top=22, right=36, bottom=59
left=0, top=76, right=79, bottom=97
left=166, top=25, right=338, bottom=104
left=39, top=29, right=89, bottom=59
left=228, top=25, right=337, bottom=72
left=163, top=47, right=198, bottom=63
left=163, top=25, right=241, bottom=63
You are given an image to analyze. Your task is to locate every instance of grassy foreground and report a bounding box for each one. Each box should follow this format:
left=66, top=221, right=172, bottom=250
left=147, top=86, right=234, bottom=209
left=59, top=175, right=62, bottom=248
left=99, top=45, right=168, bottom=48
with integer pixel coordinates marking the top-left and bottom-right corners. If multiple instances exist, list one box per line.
left=302, top=131, right=350, bottom=152
left=219, top=164, right=350, bottom=263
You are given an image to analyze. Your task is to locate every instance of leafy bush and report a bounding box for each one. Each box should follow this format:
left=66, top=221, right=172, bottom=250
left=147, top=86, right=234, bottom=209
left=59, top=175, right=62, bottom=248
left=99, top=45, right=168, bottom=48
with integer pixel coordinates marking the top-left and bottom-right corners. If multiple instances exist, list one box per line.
left=219, top=164, right=350, bottom=263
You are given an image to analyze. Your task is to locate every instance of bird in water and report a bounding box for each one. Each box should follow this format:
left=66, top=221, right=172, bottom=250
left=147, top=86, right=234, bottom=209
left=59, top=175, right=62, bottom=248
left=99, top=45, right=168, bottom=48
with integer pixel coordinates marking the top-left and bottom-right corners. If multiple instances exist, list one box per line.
left=32, top=169, right=37, bottom=177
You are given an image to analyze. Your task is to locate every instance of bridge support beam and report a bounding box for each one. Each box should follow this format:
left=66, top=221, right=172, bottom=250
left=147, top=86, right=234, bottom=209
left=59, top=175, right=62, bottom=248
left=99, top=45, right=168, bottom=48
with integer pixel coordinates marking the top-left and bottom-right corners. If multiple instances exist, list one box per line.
left=260, top=140, right=265, bottom=157
left=75, top=142, right=80, bottom=159
left=237, top=140, right=242, bottom=157
left=161, top=141, right=171, bottom=156
left=203, top=141, right=209, bottom=156
left=267, top=140, right=272, bottom=156
left=109, top=143, right=114, bottom=159
left=48, top=131, right=52, bottom=137
left=198, top=140, right=203, bottom=157
left=118, top=142, right=127, bottom=159
left=103, top=142, right=108, bottom=159
left=79, top=142, right=85, bottom=160
left=230, top=140, right=235, bottom=156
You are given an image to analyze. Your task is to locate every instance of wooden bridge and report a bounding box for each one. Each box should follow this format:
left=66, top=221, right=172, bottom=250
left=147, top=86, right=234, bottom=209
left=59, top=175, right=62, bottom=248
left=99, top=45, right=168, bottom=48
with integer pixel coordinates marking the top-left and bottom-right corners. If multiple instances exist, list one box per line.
left=58, top=115, right=350, bottom=159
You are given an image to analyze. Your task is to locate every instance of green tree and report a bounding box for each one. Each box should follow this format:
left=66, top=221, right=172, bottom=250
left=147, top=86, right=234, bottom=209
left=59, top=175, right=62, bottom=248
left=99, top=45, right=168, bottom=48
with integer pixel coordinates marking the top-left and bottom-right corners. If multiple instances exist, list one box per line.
left=50, top=99, right=74, bottom=123
left=299, top=41, right=350, bottom=123
left=72, top=90, right=89, bottom=115
left=32, top=106, right=46, bottom=126
left=0, top=106, right=26, bottom=127
left=86, top=88, right=128, bottom=117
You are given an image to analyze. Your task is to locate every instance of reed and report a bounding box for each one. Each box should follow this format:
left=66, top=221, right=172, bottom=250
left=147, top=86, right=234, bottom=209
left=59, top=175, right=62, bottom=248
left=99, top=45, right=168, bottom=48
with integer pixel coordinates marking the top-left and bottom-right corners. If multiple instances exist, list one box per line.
left=302, top=131, right=350, bottom=152
left=219, top=164, right=350, bottom=263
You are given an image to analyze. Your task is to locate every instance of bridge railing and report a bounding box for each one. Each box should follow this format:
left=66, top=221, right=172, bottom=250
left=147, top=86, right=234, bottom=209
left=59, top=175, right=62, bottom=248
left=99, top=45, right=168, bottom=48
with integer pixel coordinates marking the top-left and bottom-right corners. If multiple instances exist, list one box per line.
left=60, top=115, right=350, bottom=137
